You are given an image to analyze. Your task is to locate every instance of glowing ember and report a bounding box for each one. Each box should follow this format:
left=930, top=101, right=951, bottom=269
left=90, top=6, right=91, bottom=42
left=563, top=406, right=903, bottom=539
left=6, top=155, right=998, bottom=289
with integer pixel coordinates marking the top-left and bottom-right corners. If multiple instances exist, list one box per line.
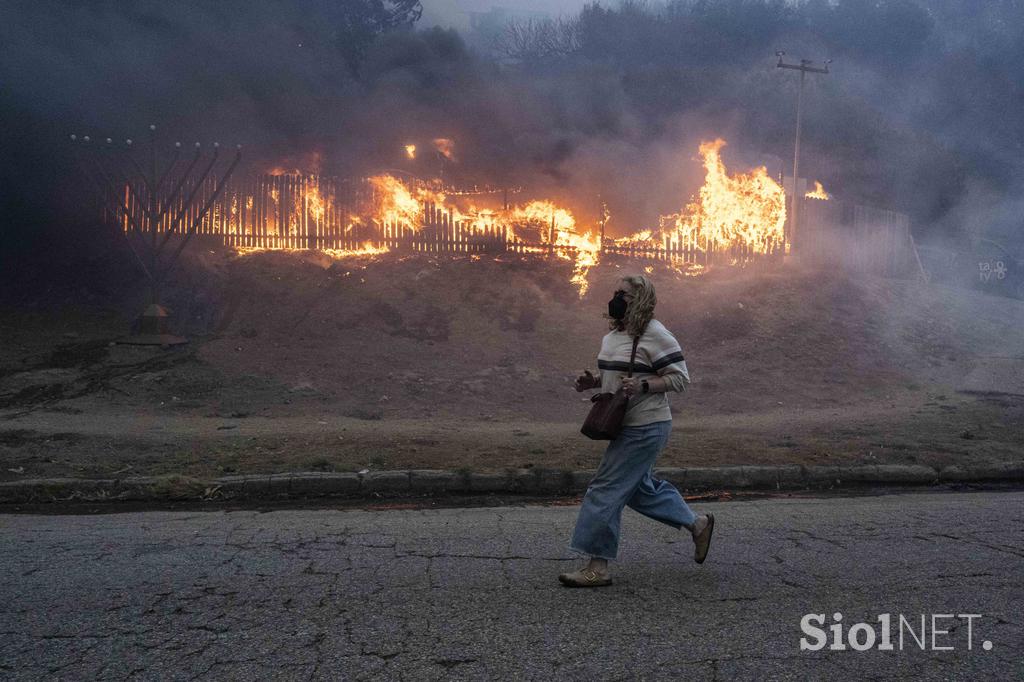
left=805, top=180, right=830, bottom=200
left=322, top=242, right=390, bottom=258
left=235, top=243, right=389, bottom=259
left=404, top=144, right=417, bottom=160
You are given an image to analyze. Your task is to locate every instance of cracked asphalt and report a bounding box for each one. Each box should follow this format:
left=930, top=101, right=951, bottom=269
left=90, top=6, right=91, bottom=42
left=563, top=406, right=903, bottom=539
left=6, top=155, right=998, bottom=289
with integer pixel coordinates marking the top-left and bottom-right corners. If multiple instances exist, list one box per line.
left=1, top=490, right=1022, bottom=680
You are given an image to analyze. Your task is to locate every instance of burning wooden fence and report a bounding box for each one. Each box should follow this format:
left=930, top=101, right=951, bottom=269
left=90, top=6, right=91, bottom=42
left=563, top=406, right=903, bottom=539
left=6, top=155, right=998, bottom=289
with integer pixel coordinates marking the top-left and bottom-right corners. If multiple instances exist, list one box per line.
left=109, top=174, right=365, bottom=251
left=107, top=172, right=788, bottom=265
left=107, top=171, right=911, bottom=273
left=606, top=234, right=782, bottom=264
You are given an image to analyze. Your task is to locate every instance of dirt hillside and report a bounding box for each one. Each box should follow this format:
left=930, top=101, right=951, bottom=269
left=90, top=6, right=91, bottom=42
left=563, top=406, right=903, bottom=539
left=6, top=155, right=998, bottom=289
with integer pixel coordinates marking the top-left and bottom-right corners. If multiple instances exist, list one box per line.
left=2, top=246, right=1023, bottom=480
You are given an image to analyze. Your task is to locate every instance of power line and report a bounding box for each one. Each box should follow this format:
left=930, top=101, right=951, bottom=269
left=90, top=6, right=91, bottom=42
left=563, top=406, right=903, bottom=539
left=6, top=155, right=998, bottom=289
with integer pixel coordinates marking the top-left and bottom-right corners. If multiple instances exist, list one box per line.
left=776, top=51, right=830, bottom=252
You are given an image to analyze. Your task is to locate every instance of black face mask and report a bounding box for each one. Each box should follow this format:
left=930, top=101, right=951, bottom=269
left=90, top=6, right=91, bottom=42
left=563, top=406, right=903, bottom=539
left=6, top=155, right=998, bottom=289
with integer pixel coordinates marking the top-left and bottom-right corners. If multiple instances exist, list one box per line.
left=608, top=290, right=628, bottom=320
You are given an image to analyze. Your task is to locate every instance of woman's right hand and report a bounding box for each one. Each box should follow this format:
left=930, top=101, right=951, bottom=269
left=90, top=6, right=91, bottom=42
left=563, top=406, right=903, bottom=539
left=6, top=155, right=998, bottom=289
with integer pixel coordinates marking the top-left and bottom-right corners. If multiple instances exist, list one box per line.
left=574, top=370, right=598, bottom=392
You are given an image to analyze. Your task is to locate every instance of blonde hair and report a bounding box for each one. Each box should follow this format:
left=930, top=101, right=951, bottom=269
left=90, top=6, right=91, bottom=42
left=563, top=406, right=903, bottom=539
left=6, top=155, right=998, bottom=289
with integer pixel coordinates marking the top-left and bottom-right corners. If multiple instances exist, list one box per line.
left=608, top=274, right=656, bottom=337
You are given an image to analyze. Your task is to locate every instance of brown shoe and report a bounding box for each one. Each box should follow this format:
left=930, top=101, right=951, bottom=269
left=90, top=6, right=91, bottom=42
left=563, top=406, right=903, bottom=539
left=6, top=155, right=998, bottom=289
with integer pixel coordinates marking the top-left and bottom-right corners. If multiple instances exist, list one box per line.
left=693, top=513, right=715, bottom=564
left=558, top=567, right=613, bottom=588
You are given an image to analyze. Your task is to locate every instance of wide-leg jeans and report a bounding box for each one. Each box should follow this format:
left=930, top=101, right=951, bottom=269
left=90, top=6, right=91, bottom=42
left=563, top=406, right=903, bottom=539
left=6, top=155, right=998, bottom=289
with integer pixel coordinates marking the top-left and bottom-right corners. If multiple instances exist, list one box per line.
left=569, top=419, right=697, bottom=560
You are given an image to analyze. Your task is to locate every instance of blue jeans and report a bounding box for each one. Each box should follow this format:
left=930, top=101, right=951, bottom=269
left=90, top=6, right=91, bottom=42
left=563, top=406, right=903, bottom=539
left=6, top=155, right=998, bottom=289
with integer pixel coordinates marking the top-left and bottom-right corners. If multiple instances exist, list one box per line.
left=569, top=420, right=697, bottom=560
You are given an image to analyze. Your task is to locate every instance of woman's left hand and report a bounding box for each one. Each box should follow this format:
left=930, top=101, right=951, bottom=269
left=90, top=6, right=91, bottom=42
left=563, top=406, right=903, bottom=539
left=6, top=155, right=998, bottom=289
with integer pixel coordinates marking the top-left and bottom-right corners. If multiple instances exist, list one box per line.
left=620, top=377, right=641, bottom=397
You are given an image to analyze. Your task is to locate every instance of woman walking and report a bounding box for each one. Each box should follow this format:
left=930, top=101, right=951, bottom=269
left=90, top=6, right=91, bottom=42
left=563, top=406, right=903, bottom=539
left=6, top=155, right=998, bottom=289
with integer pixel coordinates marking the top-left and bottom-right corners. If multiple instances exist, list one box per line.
left=559, top=274, right=714, bottom=587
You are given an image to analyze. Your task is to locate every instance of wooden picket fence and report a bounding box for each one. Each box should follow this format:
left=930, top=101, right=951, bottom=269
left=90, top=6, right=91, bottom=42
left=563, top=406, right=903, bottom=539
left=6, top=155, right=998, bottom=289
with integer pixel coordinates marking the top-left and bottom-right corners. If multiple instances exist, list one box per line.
left=799, top=198, right=914, bottom=277
left=112, top=169, right=921, bottom=268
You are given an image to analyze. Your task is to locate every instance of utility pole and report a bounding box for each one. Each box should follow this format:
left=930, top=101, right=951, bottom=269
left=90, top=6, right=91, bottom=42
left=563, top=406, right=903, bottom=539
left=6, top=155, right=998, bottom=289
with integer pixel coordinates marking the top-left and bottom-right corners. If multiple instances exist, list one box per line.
left=776, top=52, right=830, bottom=252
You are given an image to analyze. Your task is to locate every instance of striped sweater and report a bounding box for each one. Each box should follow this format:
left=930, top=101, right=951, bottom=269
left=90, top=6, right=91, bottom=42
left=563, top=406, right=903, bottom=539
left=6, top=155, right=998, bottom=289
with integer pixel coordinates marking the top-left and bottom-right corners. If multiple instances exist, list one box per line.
left=596, top=318, right=690, bottom=426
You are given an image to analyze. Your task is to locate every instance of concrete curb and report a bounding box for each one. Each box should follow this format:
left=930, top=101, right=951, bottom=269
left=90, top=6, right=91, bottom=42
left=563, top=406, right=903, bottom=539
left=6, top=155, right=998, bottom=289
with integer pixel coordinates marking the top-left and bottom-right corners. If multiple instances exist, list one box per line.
left=1, top=462, right=1022, bottom=504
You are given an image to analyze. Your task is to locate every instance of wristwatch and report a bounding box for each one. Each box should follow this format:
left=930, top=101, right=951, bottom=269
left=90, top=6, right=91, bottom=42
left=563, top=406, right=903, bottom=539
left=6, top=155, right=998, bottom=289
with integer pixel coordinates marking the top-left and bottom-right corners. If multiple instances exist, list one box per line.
left=641, top=379, right=650, bottom=394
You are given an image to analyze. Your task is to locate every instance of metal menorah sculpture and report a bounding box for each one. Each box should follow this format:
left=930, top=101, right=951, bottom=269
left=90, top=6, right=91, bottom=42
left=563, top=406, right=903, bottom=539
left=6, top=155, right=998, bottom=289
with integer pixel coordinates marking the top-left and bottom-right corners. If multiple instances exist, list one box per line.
left=71, top=124, right=241, bottom=345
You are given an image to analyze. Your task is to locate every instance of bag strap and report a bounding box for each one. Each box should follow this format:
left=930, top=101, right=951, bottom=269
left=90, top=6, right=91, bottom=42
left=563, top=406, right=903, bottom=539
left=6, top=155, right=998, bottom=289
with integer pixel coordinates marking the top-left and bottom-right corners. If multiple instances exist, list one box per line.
left=626, top=336, right=640, bottom=378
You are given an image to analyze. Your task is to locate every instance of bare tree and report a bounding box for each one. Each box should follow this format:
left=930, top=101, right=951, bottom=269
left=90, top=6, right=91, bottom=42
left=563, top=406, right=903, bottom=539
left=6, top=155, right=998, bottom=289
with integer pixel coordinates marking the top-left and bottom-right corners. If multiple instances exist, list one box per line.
left=497, top=16, right=581, bottom=62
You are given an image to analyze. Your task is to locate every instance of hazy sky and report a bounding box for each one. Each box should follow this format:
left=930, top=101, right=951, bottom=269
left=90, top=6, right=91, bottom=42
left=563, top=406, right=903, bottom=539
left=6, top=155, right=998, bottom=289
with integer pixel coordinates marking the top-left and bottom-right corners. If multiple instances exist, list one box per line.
left=421, top=0, right=589, bottom=29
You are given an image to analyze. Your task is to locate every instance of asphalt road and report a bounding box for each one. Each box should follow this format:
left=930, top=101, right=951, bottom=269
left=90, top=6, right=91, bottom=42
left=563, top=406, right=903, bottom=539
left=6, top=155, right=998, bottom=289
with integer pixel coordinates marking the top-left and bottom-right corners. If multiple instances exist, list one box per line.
left=1, top=491, right=1022, bottom=680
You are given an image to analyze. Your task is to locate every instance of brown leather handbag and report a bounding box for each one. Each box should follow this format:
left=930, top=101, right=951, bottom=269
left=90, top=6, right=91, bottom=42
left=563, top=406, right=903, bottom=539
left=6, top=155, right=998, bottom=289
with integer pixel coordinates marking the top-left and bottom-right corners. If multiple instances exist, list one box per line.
left=581, top=336, right=639, bottom=440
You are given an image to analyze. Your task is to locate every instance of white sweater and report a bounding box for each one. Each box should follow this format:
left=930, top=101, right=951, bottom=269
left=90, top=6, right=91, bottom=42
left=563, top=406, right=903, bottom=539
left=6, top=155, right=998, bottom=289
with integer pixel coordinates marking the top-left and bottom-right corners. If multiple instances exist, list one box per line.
left=596, top=319, right=690, bottom=426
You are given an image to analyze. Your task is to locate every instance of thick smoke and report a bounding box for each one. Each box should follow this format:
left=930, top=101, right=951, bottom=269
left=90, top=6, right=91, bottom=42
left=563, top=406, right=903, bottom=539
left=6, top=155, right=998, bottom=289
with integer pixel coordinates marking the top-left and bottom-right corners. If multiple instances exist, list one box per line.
left=2, top=0, right=1023, bottom=277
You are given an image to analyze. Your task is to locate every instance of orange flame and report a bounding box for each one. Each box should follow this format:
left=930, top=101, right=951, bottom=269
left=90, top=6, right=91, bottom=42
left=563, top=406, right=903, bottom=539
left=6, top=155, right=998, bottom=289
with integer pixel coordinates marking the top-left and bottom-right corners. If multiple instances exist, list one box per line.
left=322, top=242, right=390, bottom=258
left=306, top=183, right=326, bottom=224
left=127, top=137, right=794, bottom=296
left=368, top=174, right=445, bottom=228
left=364, top=175, right=598, bottom=294
left=805, top=180, right=830, bottom=200
left=655, top=138, right=786, bottom=254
